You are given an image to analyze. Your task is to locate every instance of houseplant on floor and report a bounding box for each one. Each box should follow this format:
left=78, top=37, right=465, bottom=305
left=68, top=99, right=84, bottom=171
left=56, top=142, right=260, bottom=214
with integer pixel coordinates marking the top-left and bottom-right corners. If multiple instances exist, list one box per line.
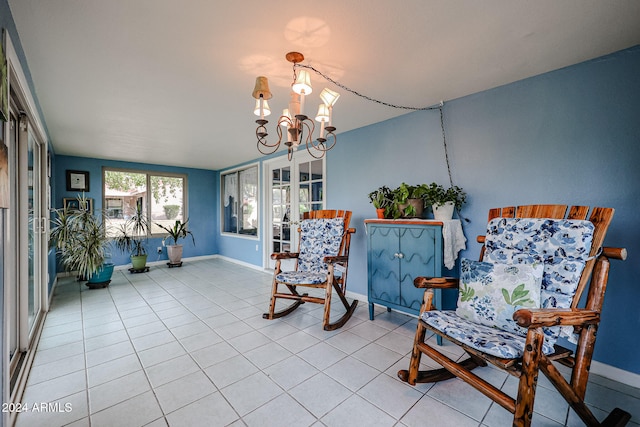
left=155, top=218, right=195, bottom=265
left=113, top=200, right=150, bottom=271
left=423, top=182, right=467, bottom=220
left=49, top=194, right=114, bottom=288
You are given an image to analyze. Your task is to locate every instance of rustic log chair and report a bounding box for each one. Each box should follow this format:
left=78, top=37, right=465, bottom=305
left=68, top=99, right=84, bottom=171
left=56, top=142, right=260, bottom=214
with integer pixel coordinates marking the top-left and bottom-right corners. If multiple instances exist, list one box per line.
left=263, top=209, right=358, bottom=331
left=397, top=205, right=630, bottom=427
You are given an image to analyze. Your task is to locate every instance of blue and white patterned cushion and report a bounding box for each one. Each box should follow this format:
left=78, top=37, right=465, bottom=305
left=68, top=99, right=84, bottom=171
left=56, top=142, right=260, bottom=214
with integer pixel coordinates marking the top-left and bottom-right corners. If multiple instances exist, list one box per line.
left=276, top=271, right=328, bottom=285
left=421, top=310, right=556, bottom=358
left=483, top=217, right=594, bottom=343
left=424, top=217, right=594, bottom=358
left=456, top=258, right=543, bottom=337
left=276, top=217, right=344, bottom=285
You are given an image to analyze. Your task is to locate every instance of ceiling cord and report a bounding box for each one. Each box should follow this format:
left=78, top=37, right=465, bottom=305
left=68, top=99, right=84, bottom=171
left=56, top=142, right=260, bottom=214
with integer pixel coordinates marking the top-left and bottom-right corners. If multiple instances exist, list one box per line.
left=296, top=62, right=469, bottom=223
left=295, top=64, right=441, bottom=111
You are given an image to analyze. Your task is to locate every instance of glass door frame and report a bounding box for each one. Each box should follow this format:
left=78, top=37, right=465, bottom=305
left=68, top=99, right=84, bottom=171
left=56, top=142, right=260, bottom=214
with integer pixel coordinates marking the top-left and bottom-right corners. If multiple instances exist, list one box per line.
left=262, top=151, right=326, bottom=269
left=3, top=32, right=50, bottom=417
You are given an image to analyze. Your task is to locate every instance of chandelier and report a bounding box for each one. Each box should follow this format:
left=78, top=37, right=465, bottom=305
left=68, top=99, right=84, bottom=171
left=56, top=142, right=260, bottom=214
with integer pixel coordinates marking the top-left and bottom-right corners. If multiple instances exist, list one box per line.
left=252, top=52, right=340, bottom=160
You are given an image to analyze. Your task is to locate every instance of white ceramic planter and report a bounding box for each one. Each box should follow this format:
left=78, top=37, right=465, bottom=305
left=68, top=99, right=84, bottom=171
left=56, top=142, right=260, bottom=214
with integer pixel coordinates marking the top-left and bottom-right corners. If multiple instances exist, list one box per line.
left=167, top=244, right=183, bottom=264
left=432, top=201, right=455, bottom=220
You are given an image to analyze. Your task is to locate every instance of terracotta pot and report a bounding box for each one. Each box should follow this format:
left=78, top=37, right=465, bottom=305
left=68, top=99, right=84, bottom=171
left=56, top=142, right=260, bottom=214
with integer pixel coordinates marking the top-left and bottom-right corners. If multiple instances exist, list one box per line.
left=376, top=208, right=386, bottom=219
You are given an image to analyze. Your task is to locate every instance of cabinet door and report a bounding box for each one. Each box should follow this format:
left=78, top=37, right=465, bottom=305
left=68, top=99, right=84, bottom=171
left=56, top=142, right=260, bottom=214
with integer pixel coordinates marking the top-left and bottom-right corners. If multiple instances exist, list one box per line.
left=368, top=225, right=401, bottom=305
left=399, top=227, right=438, bottom=312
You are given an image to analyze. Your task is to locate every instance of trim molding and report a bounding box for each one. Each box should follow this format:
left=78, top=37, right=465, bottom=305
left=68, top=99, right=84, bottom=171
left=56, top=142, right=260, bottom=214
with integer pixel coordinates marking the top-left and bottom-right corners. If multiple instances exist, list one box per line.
left=590, top=360, right=640, bottom=389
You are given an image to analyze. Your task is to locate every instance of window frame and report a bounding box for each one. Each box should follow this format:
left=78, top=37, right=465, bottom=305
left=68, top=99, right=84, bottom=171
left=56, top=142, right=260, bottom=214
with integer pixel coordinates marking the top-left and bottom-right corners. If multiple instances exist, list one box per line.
left=102, top=167, right=188, bottom=237
left=220, top=162, right=259, bottom=239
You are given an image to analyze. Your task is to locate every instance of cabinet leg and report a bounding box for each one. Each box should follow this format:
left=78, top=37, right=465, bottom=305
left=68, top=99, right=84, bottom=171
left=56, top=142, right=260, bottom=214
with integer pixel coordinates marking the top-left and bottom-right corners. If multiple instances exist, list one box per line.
left=369, top=302, right=374, bottom=320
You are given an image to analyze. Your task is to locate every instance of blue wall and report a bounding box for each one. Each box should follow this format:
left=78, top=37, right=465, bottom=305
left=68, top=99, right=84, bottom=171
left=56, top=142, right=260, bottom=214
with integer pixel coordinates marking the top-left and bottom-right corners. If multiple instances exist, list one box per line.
left=54, top=156, right=218, bottom=265
left=327, top=46, right=640, bottom=374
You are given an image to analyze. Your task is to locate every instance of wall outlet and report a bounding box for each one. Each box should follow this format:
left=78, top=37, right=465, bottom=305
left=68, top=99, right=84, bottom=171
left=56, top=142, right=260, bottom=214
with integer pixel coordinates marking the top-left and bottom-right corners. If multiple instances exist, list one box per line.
left=157, top=247, right=163, bottom=254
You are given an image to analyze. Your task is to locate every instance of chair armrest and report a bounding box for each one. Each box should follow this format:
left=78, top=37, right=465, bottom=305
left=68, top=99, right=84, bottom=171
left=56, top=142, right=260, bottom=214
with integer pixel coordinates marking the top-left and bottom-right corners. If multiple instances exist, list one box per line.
left=413, top=277, right=459, bottom=289
left=324, top=255, right=348, bottom=264
left=602, top=247, right=626, bottom=260
left=271, top=252, right=299, bottom=260
left=513, top=308, right=600, bottom=328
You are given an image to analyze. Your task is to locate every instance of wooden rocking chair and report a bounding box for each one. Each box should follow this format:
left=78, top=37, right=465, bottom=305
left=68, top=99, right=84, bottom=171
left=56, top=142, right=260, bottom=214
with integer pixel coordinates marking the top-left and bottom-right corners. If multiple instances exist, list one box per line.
left=263, top=209, right=358, bottom=331
left=398, top=205, right=630, bottom=427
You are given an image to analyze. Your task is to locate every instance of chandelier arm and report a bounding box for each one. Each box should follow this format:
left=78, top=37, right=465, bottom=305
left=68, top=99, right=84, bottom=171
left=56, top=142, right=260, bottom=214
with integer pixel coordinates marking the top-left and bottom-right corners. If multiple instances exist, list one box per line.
left=295, top=64, right=441, bottom=111
left=310, top=131, right=336, bottom=153
left=256, top=121, right=282, bottom=155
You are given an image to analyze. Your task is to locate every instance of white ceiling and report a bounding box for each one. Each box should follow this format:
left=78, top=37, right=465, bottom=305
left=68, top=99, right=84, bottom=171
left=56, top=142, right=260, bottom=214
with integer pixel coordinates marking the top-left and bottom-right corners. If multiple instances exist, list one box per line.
left=8, top=0, right=640, bottom=170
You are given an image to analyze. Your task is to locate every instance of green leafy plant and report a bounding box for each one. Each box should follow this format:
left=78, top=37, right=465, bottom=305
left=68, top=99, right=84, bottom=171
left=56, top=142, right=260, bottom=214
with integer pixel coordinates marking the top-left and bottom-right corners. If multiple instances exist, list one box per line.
left=423, top=182, right=467, bottom=210
left=501, top=284, right=534, bottom=306
left=368, top=186, right=393, bottom=211
left=113, top=200, right=149, bottom=257
left=156, top=219, right=195, bottom=246
left=389, top=183, right=430, bottom=218
left=49, top=194, right=110, bottom=279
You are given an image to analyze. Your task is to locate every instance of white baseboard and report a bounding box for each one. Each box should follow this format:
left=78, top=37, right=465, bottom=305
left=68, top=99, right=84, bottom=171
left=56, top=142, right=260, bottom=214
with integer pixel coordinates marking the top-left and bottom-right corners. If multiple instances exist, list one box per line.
left=591, top=360, right=640, bottom=388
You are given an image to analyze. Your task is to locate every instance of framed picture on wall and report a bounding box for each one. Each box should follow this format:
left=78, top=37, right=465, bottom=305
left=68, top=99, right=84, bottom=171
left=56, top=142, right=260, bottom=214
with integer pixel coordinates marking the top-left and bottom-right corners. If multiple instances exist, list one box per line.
left=63, top=197, right=93, bottom=213
left=66, top=170, right=90, bottom=191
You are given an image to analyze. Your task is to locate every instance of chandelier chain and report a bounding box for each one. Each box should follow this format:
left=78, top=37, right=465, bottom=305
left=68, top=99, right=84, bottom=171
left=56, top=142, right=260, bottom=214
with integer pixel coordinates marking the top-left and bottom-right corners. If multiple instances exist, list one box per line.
left=295, top=64, right=440, bottom=111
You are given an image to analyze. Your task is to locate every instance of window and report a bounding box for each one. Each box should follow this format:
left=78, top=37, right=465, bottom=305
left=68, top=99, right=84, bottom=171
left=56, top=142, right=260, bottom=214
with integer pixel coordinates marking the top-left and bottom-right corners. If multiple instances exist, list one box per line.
left=221, top=164, right=258, bottom=237
left=103, top=168, right=187, bottom=237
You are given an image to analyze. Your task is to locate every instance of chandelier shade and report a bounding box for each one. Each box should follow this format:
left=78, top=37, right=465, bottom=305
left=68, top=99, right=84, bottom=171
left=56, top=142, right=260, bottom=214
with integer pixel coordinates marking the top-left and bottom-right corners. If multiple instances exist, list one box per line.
left=253, top=98, right=271, bottom=117
left=292, top=70, right=312, bottom=95
left=319, top=88, right=340, bottom=107
left=252, top=76, right=272, bottom=100
left=315, top=104, right=330, bottom=123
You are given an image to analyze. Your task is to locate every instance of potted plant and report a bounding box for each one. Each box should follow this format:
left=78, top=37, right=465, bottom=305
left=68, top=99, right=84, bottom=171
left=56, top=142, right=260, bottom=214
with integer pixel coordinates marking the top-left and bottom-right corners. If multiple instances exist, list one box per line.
left=113, top=200, right=150, bottom=271
left=368, top=186, right=393, bottom=218
left=423, top=182, right=467, bottom=220
left=389, top=183, right=429, bottom=218
left=156, top=218, right=195, bottom=265
left=49, top=194, right=114, bottom=288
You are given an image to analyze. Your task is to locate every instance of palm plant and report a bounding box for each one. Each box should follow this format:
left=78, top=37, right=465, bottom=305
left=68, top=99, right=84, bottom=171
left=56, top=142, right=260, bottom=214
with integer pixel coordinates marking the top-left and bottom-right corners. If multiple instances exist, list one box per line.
left=49, top=194, right=111, bottom=281
left=156, top=218, right=195, bottom=246
left=113, top=203, right=149, bottom=256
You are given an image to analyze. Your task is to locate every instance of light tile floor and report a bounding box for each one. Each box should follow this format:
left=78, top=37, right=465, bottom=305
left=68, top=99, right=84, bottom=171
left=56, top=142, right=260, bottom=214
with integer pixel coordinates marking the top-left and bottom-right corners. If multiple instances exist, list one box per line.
left=15, top=258, right=640, bottom=427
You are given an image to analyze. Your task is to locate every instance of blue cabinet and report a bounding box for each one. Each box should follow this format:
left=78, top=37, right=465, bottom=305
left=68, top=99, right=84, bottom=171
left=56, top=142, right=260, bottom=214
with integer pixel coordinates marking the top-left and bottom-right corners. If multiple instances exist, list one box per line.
left=366, top=220, right=444, bottom=319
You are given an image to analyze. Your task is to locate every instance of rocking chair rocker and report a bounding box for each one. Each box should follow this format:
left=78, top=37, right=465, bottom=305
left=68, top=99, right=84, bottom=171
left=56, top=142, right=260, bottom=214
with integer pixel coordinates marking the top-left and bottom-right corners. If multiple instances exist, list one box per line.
left=263, top=210, right=358, bottom=331
left=398, top=205, right=630, bottom=427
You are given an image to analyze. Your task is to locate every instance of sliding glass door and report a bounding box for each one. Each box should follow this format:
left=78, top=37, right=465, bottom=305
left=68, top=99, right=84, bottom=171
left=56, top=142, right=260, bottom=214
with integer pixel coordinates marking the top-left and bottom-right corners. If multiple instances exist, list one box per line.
left=5, top=98, right=48, bottom=398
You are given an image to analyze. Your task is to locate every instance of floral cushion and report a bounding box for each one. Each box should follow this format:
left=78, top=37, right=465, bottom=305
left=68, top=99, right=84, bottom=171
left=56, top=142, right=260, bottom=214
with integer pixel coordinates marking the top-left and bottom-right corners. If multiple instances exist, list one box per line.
left=276, top=271, right=329, bottom=285
left=276, top=217, right=344, bottom=285
left=423, top=217, right=595, bottom=358
left=421, top=310, right=556, bottom=359
left=456, top=258, right=543, bottom=337
left=483, top=217, right=594, bottom=342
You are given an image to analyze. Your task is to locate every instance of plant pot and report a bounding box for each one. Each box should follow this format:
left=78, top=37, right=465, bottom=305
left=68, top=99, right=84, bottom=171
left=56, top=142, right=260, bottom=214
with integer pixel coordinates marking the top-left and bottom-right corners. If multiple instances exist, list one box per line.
left=87, top=263, right=114, bottom=288
left=167, top=244, right=184, bottom=264
left=131, top=254, right=148, bottom=270
left=432, top=201, right=455, bottom=221
left=398, top=198, right=424, bottom=218
left=376, top=208, right=386, bottom=219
